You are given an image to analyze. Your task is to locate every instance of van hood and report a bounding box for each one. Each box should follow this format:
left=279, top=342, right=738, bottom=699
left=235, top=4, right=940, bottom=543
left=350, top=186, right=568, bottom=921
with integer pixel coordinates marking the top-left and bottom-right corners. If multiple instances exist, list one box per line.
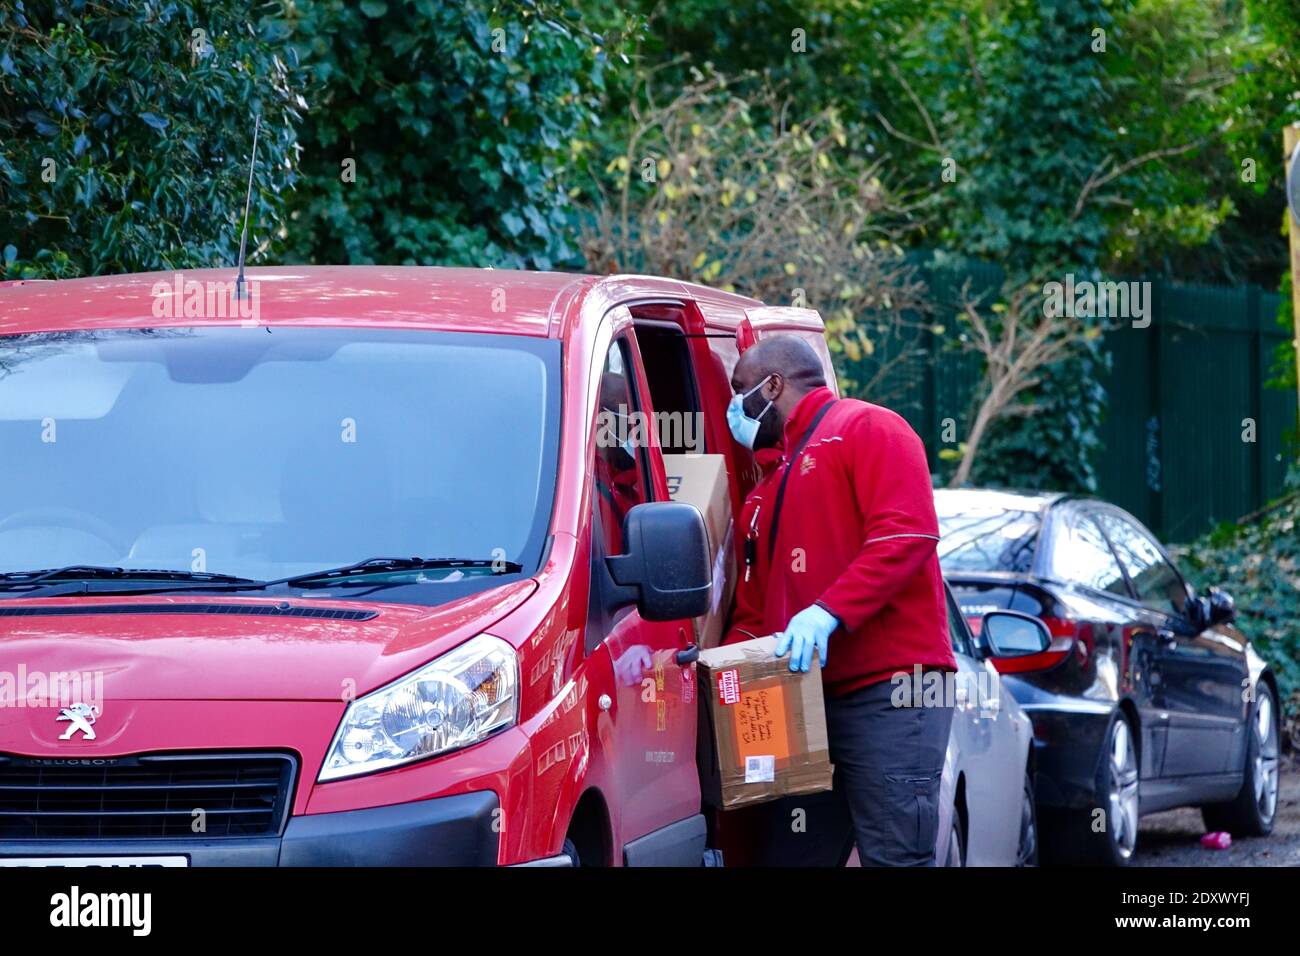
left=0, top=582, right=537, bottom=702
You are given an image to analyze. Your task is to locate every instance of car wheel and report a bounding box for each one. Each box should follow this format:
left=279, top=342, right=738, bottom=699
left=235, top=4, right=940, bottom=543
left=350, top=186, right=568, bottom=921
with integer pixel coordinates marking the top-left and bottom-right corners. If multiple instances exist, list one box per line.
left=944, top=811, right=965, bottom=867
left=1093, top=712, right=1141, bottom=865
left=1202, top=681, right=1280, bottom=837
left=1016, top=770, right=1039, bottom=866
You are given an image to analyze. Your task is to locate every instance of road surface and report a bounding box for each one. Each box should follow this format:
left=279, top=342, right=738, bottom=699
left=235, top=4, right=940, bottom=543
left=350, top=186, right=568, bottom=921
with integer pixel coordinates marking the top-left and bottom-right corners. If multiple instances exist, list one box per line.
left=1131, top=757, right=1300, bottom=866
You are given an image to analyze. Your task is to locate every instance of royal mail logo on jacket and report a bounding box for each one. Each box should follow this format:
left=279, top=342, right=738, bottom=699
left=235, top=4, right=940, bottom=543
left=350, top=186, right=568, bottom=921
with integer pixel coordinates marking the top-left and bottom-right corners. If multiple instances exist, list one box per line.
left=724, top=386, right=955, bottom=697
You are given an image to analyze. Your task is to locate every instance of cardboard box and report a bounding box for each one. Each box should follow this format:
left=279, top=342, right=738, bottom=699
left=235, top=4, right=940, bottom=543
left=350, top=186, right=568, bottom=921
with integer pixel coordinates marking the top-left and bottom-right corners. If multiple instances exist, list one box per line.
left=695, top=636, right=833, bottom=809
left=663, top=453, right=734, bottom=649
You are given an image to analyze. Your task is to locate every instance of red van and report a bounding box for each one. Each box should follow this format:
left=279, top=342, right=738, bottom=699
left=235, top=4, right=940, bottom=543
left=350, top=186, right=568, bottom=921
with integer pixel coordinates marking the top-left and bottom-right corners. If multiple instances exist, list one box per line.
left=0, top=267, right=836, bottom=866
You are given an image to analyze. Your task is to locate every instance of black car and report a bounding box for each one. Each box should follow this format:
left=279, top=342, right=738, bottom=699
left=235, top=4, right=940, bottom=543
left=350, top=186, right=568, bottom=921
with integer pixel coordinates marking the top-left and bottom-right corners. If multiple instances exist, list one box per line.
left=934, top=489, right=1280, bottom=866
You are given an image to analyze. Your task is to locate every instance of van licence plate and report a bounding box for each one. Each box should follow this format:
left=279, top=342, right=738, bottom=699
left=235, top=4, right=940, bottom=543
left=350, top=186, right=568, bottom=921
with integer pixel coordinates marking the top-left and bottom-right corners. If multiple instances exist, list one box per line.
left=0, top=856, right=188, bottom=867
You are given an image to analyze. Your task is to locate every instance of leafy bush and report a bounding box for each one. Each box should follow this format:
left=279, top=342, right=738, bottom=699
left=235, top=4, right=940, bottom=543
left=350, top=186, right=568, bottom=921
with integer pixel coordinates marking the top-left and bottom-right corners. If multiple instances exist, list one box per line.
left=272, top=0, right=626, bottom=269
left=0, top=0, right=303, bottom=279
left=1183, top=493, right=1300, bottom=736
left=577, top=72, right=930, bottom=401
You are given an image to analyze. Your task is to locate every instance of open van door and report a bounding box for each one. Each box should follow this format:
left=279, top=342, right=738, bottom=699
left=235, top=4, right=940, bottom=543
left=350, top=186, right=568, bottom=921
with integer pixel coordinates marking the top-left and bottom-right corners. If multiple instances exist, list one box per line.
left=740, top=306, right=839, bottom=397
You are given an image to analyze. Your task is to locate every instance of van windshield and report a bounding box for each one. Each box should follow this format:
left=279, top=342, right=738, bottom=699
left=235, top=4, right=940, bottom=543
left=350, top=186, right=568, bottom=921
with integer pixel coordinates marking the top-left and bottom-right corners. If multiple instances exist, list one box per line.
left=0, top=327, right=560, bottom=606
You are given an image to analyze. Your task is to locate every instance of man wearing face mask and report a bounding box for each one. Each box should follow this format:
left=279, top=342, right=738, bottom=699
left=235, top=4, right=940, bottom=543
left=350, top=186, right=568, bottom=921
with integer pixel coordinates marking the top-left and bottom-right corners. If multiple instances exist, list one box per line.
left=721, top=334, right=956, bottom=867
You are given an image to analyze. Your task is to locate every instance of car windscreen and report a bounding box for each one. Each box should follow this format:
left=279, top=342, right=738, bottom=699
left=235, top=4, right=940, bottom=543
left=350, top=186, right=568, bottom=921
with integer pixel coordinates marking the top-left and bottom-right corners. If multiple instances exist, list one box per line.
left=0, top=327, right=560, bottom=606
left=936, top=505, right=1040, bottom=574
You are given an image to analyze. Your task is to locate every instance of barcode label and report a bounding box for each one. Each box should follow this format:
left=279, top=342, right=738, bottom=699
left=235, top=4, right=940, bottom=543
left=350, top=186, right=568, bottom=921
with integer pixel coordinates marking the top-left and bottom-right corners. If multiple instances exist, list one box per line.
left=745, top=755, right=775, bottom=783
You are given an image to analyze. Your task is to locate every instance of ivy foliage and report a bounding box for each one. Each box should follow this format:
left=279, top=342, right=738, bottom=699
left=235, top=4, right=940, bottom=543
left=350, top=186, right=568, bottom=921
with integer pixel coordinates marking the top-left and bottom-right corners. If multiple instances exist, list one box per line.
left=619, top=0, right=1270, bottom=492
left=272, top=0, right=627, bottom=269
left=1184, top=493, right=1300, bottom=725
left=0, top=0, right=303, bottom=279
left=938, top=0, right=1115, bottom=492
left=1226, top=0, right=1300, bottom=393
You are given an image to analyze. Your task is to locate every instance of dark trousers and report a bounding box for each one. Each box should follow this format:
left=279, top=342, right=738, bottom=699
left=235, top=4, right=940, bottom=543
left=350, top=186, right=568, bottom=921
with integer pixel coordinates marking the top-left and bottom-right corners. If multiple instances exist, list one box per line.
left=752, top=678, right=954, bottom=866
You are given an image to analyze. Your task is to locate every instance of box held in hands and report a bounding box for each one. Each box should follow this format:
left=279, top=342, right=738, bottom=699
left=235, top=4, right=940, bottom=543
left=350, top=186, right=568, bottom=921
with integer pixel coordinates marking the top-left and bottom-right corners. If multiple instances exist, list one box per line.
left=695, top=636, right=833, bottom=809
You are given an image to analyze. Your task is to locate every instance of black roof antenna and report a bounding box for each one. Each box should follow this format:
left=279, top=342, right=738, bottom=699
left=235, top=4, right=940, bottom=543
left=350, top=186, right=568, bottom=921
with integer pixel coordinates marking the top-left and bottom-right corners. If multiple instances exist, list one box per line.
left=235, top=115, right=261, bottom=301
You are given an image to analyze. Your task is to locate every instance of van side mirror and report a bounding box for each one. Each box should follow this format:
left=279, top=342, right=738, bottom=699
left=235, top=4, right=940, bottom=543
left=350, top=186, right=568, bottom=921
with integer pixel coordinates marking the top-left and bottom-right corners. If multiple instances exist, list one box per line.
left=981, top=611, right=1051, bottom=659
left=606, top=502, right=712, bottom=622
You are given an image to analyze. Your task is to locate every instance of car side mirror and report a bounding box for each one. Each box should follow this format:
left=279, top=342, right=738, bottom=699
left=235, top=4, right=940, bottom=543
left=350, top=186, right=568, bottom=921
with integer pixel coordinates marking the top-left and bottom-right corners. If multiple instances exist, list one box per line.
left=981, top=611, right=1051, bottom=659
left=606, top=502, right=712, bottom=622
left=1190, top=590, right=1232, bottom=629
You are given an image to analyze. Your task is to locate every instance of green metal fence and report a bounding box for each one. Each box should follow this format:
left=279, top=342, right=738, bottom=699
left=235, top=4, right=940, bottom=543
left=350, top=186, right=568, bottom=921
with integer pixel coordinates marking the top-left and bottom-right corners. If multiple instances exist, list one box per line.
left=839, top=265, right=1296, bottom=543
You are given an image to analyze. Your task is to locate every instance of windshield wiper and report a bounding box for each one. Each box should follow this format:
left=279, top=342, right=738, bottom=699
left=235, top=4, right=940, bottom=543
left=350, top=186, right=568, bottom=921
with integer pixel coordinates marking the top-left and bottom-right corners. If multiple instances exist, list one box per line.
left=0, top=557, right=524, bottom=598
left=273, top=556, right=524, bottom=588
left=0, top=566, right=260, bottom=592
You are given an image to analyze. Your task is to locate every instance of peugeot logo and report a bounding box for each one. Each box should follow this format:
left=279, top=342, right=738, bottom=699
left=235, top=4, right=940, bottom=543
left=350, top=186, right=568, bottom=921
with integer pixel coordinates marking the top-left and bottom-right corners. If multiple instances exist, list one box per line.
left=56, top=702, right=100, bottom=741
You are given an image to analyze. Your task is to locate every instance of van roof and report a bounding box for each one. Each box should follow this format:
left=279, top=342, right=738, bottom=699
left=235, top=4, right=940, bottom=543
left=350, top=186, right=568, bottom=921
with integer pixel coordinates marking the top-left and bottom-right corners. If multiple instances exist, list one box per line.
left=0, top=265, right=767, bottom=338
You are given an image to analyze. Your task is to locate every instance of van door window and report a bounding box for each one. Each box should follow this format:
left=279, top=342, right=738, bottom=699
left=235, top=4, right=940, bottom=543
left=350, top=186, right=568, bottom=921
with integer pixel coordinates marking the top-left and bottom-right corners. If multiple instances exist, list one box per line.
left=594, top=338, right=651, bottom=551
left=633, top=323, right=705, bottom=455
left=587, top=337, right=653, bottom=652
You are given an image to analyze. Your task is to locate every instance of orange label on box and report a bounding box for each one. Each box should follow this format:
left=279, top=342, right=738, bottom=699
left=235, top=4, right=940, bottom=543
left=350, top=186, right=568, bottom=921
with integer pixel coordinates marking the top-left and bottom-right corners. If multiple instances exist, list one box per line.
left=733, top=684, right=791, bottom=765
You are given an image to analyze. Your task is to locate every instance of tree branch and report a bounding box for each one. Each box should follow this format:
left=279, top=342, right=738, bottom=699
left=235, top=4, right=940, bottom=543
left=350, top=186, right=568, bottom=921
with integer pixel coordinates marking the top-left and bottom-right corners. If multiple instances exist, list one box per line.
left=959, top=14, right=987, bottom=97
left=887, top=60, right=943, bottom=154
left=1071, top=142, right=1200, bottom=220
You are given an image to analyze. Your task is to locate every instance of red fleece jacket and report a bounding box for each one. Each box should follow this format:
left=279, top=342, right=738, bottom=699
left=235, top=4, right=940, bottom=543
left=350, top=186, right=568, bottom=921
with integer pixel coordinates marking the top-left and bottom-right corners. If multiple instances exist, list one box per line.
left=723, top=386, right=955, bottom=697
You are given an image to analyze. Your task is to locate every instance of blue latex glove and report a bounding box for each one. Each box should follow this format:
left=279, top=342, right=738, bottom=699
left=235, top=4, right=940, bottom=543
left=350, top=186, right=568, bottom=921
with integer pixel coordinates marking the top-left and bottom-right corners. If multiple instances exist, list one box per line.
left=773, top=604, right=839, bottom=672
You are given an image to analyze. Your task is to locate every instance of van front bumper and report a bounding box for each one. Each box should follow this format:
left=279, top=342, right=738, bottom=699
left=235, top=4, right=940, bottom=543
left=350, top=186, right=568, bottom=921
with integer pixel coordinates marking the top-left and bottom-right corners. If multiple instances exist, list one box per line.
left=0, top=791, right=502, bottom=867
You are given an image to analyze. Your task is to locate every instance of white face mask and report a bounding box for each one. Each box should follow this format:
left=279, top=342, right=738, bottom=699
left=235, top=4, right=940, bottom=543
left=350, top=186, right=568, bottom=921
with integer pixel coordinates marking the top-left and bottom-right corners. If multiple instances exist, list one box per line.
left=726, top=375, right=774, bottom=449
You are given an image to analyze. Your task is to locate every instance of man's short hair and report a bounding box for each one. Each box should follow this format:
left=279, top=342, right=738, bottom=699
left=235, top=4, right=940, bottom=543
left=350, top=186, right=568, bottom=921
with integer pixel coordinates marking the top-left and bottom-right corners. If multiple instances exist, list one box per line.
left=740, top=334, right=828, bottom=391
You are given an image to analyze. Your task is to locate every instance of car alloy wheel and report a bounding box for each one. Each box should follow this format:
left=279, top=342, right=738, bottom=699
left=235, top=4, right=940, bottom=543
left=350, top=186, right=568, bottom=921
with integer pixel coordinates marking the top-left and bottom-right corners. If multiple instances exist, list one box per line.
left=1253, top=689, right=1280, bottom=825
left=1107, top=718, right=1139, bottom=861
left=1201, top=681, right=1280, bottom=838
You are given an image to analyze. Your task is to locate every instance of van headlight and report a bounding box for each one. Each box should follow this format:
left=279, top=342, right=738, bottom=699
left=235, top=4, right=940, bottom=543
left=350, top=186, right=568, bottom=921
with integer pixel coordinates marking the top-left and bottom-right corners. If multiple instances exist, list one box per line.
left=318, top=633, right=518, bottom=782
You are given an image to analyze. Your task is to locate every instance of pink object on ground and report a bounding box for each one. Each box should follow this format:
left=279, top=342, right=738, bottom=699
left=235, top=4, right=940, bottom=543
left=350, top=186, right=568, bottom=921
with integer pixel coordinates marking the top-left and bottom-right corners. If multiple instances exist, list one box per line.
left=1200, top=831, right=1232, bottom=849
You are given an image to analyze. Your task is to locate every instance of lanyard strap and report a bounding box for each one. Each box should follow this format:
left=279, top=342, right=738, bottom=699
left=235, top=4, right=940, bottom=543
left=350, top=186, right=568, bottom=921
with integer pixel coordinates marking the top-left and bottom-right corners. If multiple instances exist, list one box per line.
left=767, top=399, right=837, bottom=563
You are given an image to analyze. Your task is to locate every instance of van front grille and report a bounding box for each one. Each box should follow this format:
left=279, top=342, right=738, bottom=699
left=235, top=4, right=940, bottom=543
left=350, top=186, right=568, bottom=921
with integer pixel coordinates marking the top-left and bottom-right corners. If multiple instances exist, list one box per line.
left=0, top=752, right=296, bottom=840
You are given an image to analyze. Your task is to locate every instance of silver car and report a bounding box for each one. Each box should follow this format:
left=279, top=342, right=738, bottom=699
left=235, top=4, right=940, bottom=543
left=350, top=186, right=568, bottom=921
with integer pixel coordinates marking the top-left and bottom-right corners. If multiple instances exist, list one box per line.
left=934, top=584, right=1044, bottom=866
